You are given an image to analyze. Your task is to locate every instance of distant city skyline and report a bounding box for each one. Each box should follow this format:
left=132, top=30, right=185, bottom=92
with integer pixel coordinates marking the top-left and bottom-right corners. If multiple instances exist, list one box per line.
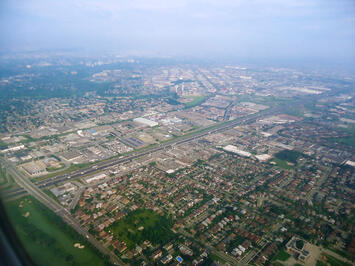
left=1, top=0, right=354, bottom=62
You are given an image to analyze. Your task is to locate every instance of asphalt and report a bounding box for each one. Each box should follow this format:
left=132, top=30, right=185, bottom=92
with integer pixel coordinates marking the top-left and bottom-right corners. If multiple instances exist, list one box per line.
left=2, top=161, right=126, bottom=265
left=3, top=106, right=281, bottom=200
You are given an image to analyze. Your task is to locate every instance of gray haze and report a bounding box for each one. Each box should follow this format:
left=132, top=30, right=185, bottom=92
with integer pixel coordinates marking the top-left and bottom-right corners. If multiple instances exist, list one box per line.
left=1, top=0, right=354, bottom=60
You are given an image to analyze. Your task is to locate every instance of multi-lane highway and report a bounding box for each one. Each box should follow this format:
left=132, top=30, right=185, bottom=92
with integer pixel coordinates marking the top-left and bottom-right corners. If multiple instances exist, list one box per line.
left=0, top=99, right=309, bottom=266
left=3, top=105, right=282, bottom=200
left=1, top=105, right=284, bottom=265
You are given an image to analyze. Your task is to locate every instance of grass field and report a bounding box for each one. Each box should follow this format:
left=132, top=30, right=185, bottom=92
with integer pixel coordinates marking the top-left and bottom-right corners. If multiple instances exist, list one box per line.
left=108, top=209, right=173, bottom=250
left=4, top=196, right=108, bottom=266
left=182, top=95, right=208, bottom=108
left=271, top=249, right=291, bottom=262
left=329, top=137, right=355, bottom=147
left=337, top=124, right=355, bottom=135
left=271, top=158, right=295, bottom=170
left=0, top=166, right=18, bottom=191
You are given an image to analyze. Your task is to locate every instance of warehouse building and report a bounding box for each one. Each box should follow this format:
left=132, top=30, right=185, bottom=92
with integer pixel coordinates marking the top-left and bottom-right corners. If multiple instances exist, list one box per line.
left=133, top=117, right=158, bottom=127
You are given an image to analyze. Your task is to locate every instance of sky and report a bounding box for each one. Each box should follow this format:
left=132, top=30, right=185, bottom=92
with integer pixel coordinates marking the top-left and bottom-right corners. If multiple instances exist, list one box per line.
left=0, top=0, right=354, bottom=61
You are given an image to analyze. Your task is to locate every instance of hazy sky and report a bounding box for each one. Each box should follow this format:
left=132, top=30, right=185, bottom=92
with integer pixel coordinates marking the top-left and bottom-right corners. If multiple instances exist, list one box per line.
left=1, top=0, right=354, bottom=60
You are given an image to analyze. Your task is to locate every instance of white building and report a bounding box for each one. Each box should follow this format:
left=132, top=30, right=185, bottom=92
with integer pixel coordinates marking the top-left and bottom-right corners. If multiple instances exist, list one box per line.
left=223, top=145, right=251, bottom=157
left=133, top=117, right=158, bottom=127
left=85, top=173, right=107, bottom=184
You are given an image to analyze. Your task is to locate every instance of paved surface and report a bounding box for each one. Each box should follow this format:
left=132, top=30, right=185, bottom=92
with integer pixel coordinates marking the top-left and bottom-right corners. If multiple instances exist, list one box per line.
left=69, top=186, right=85, bottom=210
left=4, top=105, right=282, bottom=200
left=2, top=160, right=126, bottom=266
left=0, top=98, right=316, bottom=265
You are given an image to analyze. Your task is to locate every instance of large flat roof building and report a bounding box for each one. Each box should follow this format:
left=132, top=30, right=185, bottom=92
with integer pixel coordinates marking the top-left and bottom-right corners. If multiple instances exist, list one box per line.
left=223, top=145, right=251, bottom=157
left=133, top=117, right=158, bottom=127
left=22, top=161, right=46, bottom=176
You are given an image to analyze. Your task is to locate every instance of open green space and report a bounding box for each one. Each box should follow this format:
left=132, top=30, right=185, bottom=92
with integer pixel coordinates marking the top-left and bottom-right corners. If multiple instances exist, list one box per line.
left=271, top=249, right=291, bottom=262
left=47, top=162, right=66, bottom=172
left=108, top=209, right=174, bottom=250
left=0, top=138, right=7, bottom=148
left=329, top=137, right=355, bottom=147
left=271, top=158, right=295, bottom=170
left=0, top=167, right=9, bottom=186
left=233, top=94, right=293, bottom=110
left=336, top=124, right=355, bottom=135
left=182, top=95, right=208, bottom=108
left=274, top=150, right=303, bottom=164
left=4, top=195, right=108, bottom=266
left=0, top=166, right=17, bottom=190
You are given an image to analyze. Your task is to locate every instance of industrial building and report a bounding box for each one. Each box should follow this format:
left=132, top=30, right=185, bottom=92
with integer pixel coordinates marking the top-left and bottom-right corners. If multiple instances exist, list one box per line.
left=133, top=117, right=158, bottom=127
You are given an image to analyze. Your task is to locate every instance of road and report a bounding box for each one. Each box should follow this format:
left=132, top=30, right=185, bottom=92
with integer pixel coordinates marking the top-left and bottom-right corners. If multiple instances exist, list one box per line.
left=178, top=228, right=241, bottom=265
left=0, top=107, right=282, bottom=265
left=0, top=98, right=316, bottom=265
left=2, top=160, right=126, bottom=266
left=4, top=105, right=282, bottom=200
left=69, top=186, right=85, bottom=210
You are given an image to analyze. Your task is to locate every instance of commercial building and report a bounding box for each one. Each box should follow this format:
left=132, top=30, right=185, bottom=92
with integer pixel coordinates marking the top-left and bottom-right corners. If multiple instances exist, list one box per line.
left=22, top=161, right=46, bottom=176
left=85, top=173, right=107, bottom=184
left=223, top=145, right=251, bottom=157
left=133, top=117, right=158, bottom=127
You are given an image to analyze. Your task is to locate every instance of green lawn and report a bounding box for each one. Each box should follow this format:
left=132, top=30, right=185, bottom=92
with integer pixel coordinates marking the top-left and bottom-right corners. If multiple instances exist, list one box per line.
left=4, top=196, right=108, bottom=266
left=0, top=166, right=17, bottom=191
left=271, top=158, right=295, bottom=170
left=336, top=124, right=355, bottom=135
left=271, top=249, right=291, bottom=262
left=182, top=95, right=208, bottom=108
left=108, top=209, right=173, bottom=249
left=274, top=150, right=303, bottom=164
left=47, top=163, right=66, bottom=172
left=329, top=137, right=355, bottom=147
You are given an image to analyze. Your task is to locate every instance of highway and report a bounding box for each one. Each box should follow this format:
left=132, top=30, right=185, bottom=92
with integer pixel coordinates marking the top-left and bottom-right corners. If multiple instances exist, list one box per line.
left=0, top=98, right=313, bottom=266
left=2, top=160, right=126, bottom=266
left=3, top=105, right=282, bottom=200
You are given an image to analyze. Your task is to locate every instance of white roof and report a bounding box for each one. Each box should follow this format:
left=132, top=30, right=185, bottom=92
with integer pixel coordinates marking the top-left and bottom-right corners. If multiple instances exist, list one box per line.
left=223, top=145, right=251, bottom=157
left=133, top=117, right=158, bottom=127
left=255, top=154, right=272, bottom=162
left=345, top=160, right=355, bottom=167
